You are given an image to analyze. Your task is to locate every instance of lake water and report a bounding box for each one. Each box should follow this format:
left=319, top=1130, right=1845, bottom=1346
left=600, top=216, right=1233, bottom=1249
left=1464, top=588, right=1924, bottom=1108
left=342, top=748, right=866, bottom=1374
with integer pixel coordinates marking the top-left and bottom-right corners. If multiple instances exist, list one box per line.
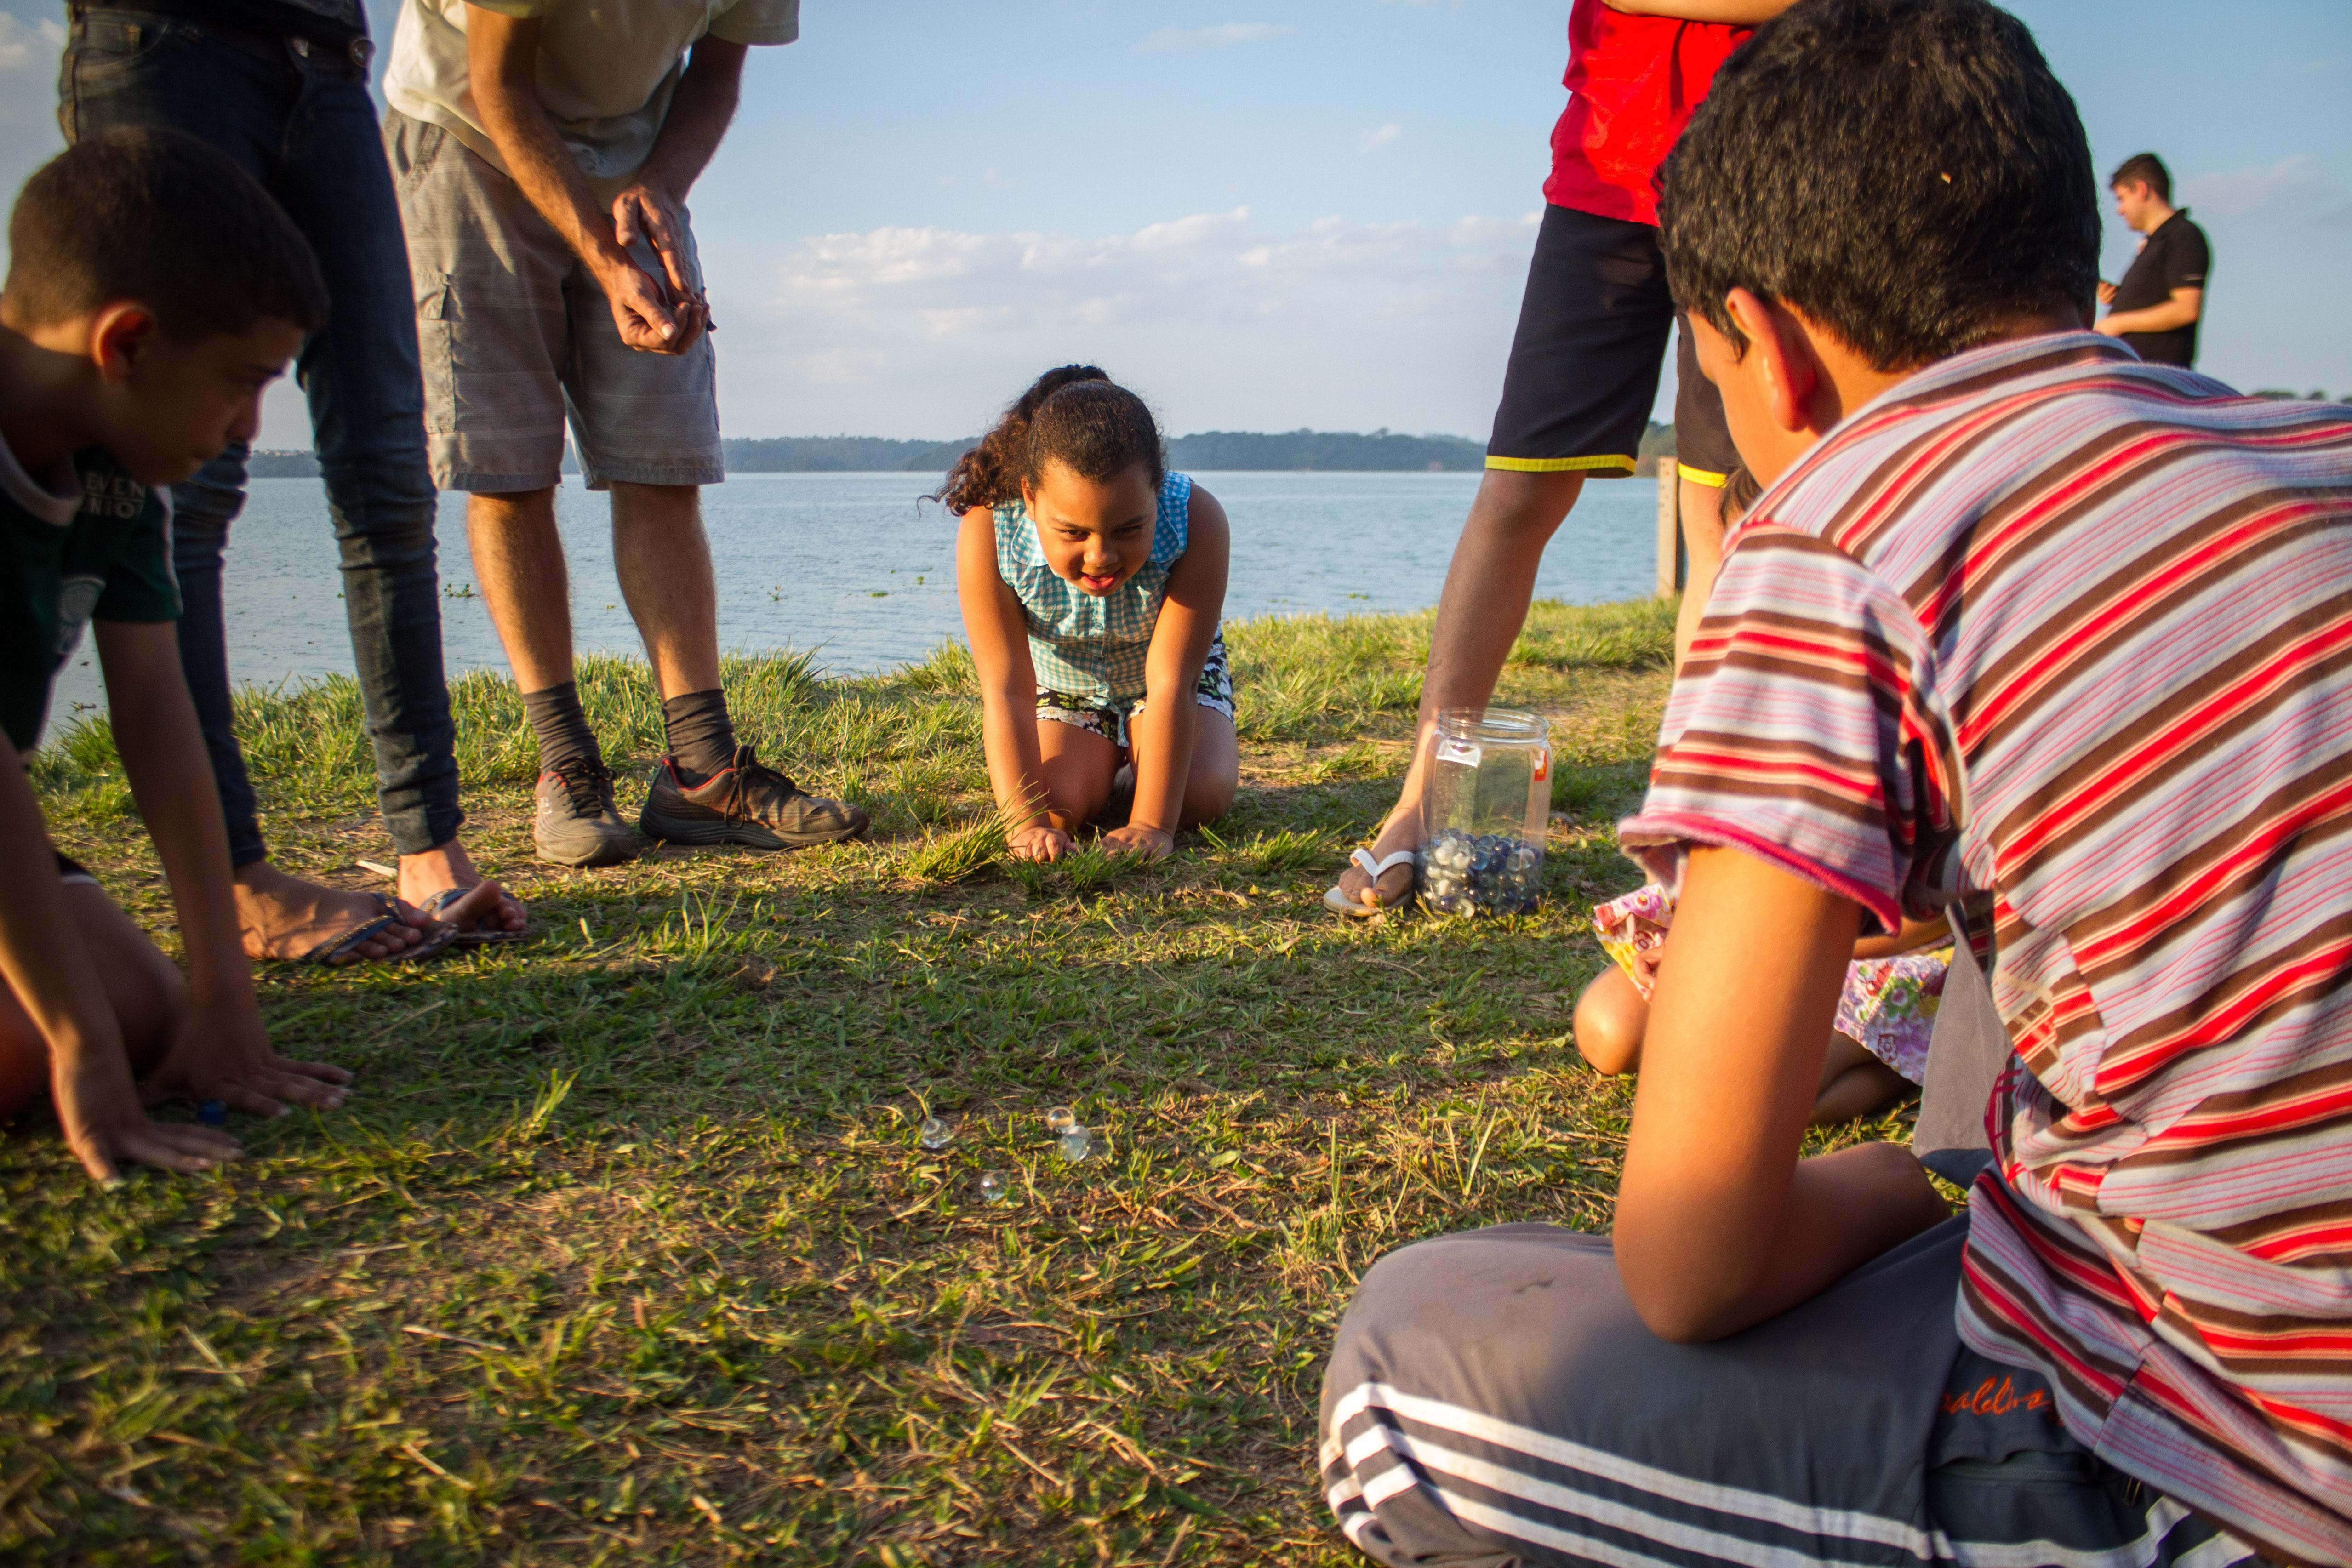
left=47, top=471, right=1667, bottom=721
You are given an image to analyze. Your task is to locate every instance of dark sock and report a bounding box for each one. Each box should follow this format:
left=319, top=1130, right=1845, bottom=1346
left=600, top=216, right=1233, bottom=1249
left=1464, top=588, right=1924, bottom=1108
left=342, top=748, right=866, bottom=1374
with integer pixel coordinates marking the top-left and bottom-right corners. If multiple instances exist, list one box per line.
left=661, top=688, right=738, bottom=785
left=522, top=681, right=602, bottom=777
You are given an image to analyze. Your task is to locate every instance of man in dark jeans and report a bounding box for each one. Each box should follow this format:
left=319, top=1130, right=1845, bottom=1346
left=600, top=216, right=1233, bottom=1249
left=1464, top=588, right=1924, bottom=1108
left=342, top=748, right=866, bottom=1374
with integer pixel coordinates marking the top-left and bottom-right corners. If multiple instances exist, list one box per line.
left=2095, top=151, right=2211, bottom=368
left=58, top=1, right=525, bottom=963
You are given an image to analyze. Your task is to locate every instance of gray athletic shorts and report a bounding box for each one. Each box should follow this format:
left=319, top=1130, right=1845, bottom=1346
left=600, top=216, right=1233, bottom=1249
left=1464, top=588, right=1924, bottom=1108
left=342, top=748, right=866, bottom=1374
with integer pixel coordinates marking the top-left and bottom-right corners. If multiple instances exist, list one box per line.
left=384, top=111, right=724, bottom=495
left=1319, top=1218, right=2258, bottom=1567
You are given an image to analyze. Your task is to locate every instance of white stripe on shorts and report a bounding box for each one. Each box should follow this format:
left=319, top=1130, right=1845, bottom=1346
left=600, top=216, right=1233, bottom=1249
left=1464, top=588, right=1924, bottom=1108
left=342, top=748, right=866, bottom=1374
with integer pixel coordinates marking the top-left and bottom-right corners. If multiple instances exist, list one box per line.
left=1331, top=1381, right=1940, bottom=1559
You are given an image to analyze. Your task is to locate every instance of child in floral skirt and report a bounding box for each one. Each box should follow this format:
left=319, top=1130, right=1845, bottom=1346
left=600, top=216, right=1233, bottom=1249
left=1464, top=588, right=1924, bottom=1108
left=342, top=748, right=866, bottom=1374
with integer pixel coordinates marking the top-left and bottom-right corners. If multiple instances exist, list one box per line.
left=1576, top=883, right=1950, bottom=1123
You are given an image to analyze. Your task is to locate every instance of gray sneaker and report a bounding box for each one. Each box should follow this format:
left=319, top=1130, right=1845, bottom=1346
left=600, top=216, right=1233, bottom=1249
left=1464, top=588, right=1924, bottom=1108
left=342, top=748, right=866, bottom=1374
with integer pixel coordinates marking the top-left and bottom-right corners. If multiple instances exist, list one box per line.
left=639, top=746, right=869, bottom=850
left=533, top=762, right=647, bottom=867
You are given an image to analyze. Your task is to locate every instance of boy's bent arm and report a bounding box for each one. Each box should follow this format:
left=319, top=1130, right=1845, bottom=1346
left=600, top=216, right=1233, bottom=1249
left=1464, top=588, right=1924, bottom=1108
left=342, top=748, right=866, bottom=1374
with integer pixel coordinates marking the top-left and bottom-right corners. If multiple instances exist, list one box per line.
left=0, top=743, right=236, bottom=1180
left=1120, top=489, right=1230, bottom=851
left=1614, top=845, right=1948, bottom=1341
left=613, top=36, right=744, bottom=319
left=464, top=6, right=688, bottom=354
left=95, top=621, right=350, bottom=1117
left=955, top=509, right=1056, bottom=845
left=2097, top=286, right=2203, bottom=337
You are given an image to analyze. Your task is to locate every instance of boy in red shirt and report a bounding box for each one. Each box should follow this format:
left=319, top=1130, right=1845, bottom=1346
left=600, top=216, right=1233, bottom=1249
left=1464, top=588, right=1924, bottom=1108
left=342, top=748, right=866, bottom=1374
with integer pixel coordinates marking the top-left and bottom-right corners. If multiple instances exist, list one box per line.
left=1328, top=0, right=1790, bottom=917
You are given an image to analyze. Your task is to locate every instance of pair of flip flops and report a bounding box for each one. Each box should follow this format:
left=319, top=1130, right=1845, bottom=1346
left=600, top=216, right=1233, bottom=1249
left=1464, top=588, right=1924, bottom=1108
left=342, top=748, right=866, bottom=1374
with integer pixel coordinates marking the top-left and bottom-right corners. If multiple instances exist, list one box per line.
left=1323, top=847, right=1418, bottom=918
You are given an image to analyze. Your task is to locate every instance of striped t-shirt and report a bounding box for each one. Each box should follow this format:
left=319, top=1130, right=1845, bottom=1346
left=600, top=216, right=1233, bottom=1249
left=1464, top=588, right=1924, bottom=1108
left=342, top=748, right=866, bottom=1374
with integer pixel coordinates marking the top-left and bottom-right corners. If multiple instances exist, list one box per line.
left=993, top=470, right=1194, bottom=708
left=1619, top=334, right=2352, bottom=1562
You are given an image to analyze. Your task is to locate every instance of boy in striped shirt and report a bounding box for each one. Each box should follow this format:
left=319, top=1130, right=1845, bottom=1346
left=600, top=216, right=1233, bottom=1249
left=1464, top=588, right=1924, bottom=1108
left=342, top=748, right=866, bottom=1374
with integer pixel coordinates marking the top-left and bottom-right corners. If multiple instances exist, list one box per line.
left=1319, top=2, right=2352, bottom=1564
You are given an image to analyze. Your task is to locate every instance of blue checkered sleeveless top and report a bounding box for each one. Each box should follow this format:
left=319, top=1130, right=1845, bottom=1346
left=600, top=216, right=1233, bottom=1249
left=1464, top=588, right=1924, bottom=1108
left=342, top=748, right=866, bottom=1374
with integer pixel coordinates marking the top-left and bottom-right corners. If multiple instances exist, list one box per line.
left=992, top=470, right=1193, bottom=707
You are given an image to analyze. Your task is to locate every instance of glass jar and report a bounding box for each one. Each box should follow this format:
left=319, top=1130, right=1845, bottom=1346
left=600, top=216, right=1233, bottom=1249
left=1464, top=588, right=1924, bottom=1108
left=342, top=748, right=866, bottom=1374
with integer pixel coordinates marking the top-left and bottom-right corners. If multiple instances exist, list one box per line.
left=1417, top=707, right=1550, bottom=917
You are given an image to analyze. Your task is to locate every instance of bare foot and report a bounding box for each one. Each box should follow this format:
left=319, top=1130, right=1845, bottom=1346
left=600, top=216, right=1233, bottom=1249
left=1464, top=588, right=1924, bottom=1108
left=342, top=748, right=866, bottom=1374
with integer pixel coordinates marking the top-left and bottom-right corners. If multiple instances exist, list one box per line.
left=1335, top=801, right=1421, bottom=912
left=234, top=862, right=430, bottom=965
left=398, top=838, right=527, bottom=935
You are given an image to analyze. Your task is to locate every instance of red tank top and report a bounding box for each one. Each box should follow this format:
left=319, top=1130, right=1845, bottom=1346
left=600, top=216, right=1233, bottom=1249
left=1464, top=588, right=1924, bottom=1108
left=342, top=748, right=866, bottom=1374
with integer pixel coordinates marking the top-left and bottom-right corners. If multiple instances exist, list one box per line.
left=1543, top=0, right=1751, bottom=227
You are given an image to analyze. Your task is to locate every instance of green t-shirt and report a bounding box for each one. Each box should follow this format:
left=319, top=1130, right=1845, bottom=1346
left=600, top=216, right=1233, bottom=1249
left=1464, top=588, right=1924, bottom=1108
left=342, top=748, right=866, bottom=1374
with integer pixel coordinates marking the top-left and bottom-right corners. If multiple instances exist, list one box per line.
left=1, top=440, right=180, bottom=752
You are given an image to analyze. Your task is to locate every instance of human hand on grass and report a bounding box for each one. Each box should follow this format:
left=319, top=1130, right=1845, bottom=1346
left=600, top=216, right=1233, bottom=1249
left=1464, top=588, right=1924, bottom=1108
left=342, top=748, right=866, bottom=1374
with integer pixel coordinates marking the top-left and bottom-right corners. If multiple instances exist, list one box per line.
left=1009, top=823, right=1074, bottom=862
left=52, top=1030, right=241, bottom=1182
left=146, top=989, right=352, bottom=1120
left=1102, top=824, right=1176, bottom=861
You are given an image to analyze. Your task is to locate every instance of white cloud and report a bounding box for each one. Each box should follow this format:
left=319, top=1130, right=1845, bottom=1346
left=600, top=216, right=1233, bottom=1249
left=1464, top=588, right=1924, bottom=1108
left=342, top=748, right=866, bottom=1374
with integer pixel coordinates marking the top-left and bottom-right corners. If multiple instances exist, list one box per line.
left=0, top=11, right=62, bottom=71
left=1357, top=124, right=1402, bottom=154
left=1138, top=22, right=1298, bottom=51
left=769, top=206, right=1534, bottom=327
left=2176, top=155, right=2347, bottom=223
left=736, top=206, right=1543, bottom=436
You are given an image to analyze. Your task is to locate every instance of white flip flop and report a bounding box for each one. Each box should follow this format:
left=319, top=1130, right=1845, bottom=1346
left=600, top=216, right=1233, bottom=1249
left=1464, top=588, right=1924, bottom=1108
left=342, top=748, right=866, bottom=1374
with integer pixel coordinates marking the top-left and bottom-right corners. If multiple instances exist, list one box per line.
left=1322, top=846, right=1418, bottom=918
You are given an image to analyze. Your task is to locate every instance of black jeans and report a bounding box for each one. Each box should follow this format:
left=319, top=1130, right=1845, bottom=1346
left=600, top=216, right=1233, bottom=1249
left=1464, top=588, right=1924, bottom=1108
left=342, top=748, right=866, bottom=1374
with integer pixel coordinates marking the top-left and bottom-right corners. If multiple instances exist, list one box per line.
left=59, top=7, right=462, bottom=863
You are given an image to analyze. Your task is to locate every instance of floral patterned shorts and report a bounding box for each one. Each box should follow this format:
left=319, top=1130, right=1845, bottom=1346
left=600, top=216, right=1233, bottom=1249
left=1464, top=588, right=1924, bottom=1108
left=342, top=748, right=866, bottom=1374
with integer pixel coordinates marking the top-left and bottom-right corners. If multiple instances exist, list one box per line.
left=1036, top=629, right=1234, bottom=751
left=1591, top=883, right=1947, bottom=1083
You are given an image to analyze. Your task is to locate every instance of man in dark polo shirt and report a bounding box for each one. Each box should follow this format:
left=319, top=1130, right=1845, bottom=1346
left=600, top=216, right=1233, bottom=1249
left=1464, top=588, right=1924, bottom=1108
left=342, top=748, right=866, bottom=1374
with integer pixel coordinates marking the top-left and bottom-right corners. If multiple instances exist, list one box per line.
left=2095, top=151, right=2210, bottom=367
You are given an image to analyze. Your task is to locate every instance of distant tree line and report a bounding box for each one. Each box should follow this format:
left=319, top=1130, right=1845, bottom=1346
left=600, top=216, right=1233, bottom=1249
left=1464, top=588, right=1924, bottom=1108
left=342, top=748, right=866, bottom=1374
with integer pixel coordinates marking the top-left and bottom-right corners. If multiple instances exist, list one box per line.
left=1164, top=429, right=1482, bottom=471
left=243, top=419, right=1690, bottom=478
left=243, top=393, right=2350, bottom=485
left=720, top=436, right=973, bottom=472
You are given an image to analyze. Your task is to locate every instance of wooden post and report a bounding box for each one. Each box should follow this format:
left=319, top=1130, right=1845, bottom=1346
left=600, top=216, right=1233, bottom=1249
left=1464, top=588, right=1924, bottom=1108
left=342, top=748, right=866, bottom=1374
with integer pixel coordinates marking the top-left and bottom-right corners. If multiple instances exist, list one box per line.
left=1655, top=467, right=1679, bottom=598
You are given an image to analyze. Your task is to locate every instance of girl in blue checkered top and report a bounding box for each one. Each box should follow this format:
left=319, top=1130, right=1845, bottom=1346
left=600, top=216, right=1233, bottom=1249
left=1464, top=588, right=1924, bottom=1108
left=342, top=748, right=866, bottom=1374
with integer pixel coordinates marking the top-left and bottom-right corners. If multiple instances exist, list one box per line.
left=946, top=367, right=1235, bottom=862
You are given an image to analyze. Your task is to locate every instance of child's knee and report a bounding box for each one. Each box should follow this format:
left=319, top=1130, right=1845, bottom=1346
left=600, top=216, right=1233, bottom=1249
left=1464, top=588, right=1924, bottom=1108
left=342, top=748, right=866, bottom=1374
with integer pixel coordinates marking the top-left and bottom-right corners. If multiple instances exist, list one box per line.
left=115, top=944, right=184, bottom=1078
left=1573, top=969, right=1646, bottom=1076
left=1180, top=767, right=1238, bottom=827
left=1055, top=777, right=1114, bottom=828
left=1178, top=710, right=1240, bottom=827
left=1808, top=1058, right=1913, bottom=1128
left=68, top=886, right=183, bottom=1078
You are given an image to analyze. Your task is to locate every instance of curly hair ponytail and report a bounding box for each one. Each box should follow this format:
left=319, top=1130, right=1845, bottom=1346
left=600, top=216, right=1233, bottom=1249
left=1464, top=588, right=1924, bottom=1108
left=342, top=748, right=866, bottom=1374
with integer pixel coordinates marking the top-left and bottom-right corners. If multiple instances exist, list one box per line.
left=938, top=365, right=1165, bottom=513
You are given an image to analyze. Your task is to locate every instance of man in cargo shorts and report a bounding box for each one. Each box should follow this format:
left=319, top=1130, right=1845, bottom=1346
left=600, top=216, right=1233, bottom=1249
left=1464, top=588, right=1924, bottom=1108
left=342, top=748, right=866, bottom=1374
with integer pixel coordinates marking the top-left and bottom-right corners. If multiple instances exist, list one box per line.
left=382, top=0, right=865, bottom=867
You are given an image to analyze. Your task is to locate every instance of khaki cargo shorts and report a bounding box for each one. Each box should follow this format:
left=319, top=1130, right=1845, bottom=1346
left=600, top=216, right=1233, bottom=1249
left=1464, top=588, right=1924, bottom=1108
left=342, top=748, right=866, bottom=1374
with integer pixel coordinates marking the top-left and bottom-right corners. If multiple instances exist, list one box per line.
left=384, top=110, right=724, bottom=494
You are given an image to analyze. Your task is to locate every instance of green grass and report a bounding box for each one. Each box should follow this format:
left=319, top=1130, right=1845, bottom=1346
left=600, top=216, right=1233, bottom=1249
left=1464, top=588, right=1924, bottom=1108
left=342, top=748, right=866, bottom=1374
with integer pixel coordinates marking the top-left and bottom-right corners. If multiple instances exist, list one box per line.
left=3, top=598, right=1914, bottom=1565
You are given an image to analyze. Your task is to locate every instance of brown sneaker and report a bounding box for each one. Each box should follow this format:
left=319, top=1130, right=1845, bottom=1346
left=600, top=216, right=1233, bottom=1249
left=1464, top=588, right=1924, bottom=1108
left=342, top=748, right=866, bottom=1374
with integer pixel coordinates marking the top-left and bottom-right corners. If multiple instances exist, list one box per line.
left=533, top=761, right=648, bottom=867
left=638, top=746, right=869, bottom=850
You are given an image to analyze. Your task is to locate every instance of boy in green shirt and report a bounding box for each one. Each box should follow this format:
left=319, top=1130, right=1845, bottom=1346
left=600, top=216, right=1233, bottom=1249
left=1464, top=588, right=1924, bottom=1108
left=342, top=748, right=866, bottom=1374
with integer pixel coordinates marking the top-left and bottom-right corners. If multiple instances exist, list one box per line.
left=0, top=130, right=354, bottom=1182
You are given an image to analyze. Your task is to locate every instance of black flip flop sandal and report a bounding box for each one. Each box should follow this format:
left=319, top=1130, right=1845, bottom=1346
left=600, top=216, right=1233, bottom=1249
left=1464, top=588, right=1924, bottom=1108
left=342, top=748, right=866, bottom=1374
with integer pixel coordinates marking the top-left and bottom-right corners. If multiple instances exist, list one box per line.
left=295, top=893, right=458, bottom=966
left=416, top=887, right=532, bottom=947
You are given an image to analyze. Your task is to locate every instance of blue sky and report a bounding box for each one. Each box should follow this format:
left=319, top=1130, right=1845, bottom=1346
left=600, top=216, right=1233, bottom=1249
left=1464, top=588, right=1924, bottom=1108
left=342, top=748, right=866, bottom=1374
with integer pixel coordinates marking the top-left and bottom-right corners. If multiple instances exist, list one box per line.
left=1, top=0, right=2346, bottom=446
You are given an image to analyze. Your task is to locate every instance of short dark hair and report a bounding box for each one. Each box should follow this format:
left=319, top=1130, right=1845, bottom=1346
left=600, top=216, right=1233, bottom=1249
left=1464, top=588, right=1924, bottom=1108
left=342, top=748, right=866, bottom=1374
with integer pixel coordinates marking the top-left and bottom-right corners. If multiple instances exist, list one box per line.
left=939, top=366, right=1165, bottom=512
left=1659, top=0, right=2098, bottom=372
left=2108, top=152, right=2171, bottom=203
left=5, top=128, right=327, bottom=343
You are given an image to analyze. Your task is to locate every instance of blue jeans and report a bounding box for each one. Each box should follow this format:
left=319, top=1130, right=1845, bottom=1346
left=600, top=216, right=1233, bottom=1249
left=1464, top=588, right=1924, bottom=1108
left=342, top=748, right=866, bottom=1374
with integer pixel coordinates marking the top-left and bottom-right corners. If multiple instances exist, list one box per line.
left=59, top=7, right=462, bottom=862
